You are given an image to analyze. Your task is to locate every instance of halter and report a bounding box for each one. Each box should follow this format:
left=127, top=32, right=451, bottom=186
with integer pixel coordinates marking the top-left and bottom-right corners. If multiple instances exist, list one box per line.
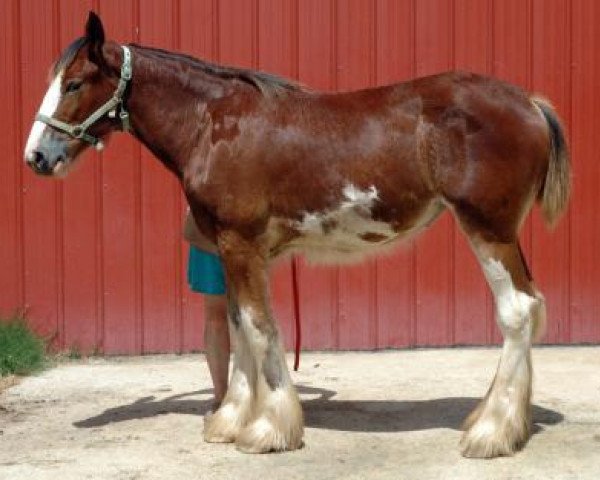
left=36, top=45, right=133, bottom=148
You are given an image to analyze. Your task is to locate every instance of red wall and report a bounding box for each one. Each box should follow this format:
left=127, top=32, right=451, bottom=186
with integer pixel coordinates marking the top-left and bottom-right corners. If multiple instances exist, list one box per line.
left=1, top=0, right=598, bottom=353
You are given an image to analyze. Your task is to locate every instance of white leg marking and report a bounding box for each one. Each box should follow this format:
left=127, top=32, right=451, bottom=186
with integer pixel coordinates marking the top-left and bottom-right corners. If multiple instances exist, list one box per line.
left=233, top=306, right=304, bottom=453
left=482, top=258, right=536, bottom=337
left=462, top=257, right=540, bottom=458
left=24, top=71, right=64, bottom=160
left=204, top=321, right=255, bottom=443
left=239, top=306, right=268, bottom=351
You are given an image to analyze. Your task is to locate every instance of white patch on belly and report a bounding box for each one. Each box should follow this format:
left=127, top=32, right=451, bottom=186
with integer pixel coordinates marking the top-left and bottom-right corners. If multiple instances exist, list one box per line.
left=297, top=184, right=387, bottom=237
left=341, top=184, right=378, bottom=209
left=268, top=188, right=443, bottom=264
left=292, top=184, right=398, bottom=263
left=290, top=184, right=396, bottom=264
left=24, top=71, right=64, bottom=161
left=298, top=184, right=379, bottom=233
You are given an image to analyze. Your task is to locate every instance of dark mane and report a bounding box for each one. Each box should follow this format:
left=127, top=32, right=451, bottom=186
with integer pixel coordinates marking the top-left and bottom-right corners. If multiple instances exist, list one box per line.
left=52, top=37, right=88, bottom=78
left=51, top=37, right=304, bottom=95
left=132, top=44, right=304, bottom=96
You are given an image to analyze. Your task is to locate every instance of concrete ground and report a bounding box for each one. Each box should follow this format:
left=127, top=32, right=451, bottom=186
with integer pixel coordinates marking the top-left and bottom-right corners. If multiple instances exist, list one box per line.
left=0, top=347, right=599, bottom=480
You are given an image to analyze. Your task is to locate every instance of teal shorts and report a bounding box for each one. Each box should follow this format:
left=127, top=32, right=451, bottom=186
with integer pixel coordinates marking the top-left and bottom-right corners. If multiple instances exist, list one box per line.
left=187, top=245, right=226, bottom=295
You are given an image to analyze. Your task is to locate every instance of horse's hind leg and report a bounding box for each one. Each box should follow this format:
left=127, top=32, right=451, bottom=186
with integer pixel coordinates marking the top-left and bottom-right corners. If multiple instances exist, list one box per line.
left=458, top=234, right=546, bottom=458
left=206, top=229, right=303, bottom=453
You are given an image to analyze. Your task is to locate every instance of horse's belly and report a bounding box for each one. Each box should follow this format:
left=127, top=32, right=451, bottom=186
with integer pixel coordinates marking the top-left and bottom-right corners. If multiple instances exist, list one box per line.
left=291, top=216, right=399, bottom=264
left=268, top=185, right=441, bottom=264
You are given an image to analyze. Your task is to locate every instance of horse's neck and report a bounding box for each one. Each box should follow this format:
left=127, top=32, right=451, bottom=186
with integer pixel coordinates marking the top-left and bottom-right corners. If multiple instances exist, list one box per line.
left=124, top=48, right=234, bottom=177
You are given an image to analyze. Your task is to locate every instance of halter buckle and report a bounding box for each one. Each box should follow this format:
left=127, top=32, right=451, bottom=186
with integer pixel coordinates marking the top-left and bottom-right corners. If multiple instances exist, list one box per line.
left=119, top=109, right=131, bottom=132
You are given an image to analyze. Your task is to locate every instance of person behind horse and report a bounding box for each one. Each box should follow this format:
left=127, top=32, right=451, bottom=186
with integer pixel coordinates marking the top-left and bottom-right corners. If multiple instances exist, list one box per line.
left=184, top=211, right=229, bottom=409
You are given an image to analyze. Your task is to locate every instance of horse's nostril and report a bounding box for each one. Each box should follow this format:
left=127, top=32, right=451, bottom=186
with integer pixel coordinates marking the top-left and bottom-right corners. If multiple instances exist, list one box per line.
left=29, top=151, right=49, bottom=172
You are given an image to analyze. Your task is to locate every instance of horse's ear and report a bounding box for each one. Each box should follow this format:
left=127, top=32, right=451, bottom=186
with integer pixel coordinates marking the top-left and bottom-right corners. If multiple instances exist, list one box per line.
left=85, top=11, right=105, bottom=65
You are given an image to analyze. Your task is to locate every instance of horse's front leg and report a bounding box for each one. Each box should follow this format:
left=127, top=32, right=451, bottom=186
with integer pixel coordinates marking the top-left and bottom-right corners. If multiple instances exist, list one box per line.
left=203, top=289, right=255, bottom=443
left=206, top=229, right=303, bottom=453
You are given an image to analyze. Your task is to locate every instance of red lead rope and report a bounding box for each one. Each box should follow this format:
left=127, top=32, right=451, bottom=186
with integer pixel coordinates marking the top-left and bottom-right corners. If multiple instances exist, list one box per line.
left=292, top=256, right=301, bottom=371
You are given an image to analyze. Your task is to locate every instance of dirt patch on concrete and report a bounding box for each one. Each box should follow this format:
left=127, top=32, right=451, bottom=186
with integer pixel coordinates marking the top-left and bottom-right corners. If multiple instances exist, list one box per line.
left=0, top=375, right=18, bottom=394
left=0, top=348, right=599, bottom=479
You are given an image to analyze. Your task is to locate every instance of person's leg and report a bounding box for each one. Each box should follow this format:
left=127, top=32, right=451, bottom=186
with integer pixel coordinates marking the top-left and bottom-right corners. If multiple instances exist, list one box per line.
left=187, top=245, right=230, bottom=408
left=204, top=293, right=230, bottom=408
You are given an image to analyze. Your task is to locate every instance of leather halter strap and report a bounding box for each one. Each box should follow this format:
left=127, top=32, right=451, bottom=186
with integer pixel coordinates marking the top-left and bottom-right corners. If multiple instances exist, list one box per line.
left=36, top=45, right=133, bottom=147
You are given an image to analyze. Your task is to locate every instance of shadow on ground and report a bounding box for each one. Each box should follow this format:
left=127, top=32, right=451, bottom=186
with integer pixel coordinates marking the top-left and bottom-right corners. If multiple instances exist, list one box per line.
left=74, top=385, right=563, bottom=433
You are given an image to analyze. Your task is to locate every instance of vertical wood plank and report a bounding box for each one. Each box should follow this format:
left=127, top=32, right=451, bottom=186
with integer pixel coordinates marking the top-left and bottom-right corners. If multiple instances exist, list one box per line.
left=218, top=0, right=255, bottom=69
left=570, top=0, right=600, bottom=342
left=0, top=0, right=24, bottom=317
left=138, top=0, right=181, bottom=353
left=20, top=0, right=61, bottom=342
left=99, top=0, right=142, bottom=354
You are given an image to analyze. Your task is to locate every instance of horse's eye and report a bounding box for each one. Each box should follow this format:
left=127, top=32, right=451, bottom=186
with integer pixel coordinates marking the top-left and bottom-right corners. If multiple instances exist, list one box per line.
left=65, top=80, right=83, bottom=93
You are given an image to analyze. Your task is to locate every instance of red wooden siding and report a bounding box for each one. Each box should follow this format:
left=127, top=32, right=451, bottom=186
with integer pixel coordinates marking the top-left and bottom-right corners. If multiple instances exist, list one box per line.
left=1, top=0, right=598, bottom=353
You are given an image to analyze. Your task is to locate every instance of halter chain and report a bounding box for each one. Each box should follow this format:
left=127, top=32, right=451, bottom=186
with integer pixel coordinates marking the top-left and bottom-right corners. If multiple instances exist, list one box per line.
left=36, top=45, right=133, bottom=147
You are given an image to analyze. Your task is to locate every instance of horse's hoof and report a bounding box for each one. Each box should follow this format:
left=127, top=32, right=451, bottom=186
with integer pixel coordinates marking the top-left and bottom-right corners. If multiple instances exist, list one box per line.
left=235, top=417, right=303, bottom=454
left=461, top=434, right=515, bottom=458
left=460, top=418, right=530, bottom=458
left=203, top=404, right=244, bottom=444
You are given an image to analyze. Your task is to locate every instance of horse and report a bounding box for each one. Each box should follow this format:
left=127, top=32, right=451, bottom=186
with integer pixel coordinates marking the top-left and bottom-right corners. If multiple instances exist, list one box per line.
left=24, top=12, right=570, bottom=458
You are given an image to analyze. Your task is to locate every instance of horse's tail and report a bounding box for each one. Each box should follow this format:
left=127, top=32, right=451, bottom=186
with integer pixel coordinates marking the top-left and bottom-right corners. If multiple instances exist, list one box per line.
left=532, top=96, right=571, bottom=227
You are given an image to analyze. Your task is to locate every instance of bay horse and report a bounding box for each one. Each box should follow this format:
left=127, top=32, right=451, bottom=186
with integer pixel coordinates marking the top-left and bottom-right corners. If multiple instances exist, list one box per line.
left=24, top=12, right=570, bottom=458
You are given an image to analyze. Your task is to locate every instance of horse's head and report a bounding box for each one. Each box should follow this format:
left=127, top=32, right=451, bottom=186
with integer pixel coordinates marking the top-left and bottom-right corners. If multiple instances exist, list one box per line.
left=24, top=12, right=127, bottom=177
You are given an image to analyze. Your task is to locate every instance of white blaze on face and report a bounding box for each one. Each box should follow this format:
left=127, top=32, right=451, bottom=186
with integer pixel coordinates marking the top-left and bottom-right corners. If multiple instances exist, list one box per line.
left=24, top=71, right=64, bottom=161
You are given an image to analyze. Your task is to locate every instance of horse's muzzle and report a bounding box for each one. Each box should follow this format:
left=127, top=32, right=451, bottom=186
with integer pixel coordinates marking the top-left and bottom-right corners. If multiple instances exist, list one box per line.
left=25, top=149, right=64, bottom=176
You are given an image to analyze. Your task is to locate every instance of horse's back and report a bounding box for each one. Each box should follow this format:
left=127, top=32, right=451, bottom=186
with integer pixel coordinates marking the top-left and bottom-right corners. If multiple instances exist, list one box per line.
left=200, top=71, right=552, bottom=252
